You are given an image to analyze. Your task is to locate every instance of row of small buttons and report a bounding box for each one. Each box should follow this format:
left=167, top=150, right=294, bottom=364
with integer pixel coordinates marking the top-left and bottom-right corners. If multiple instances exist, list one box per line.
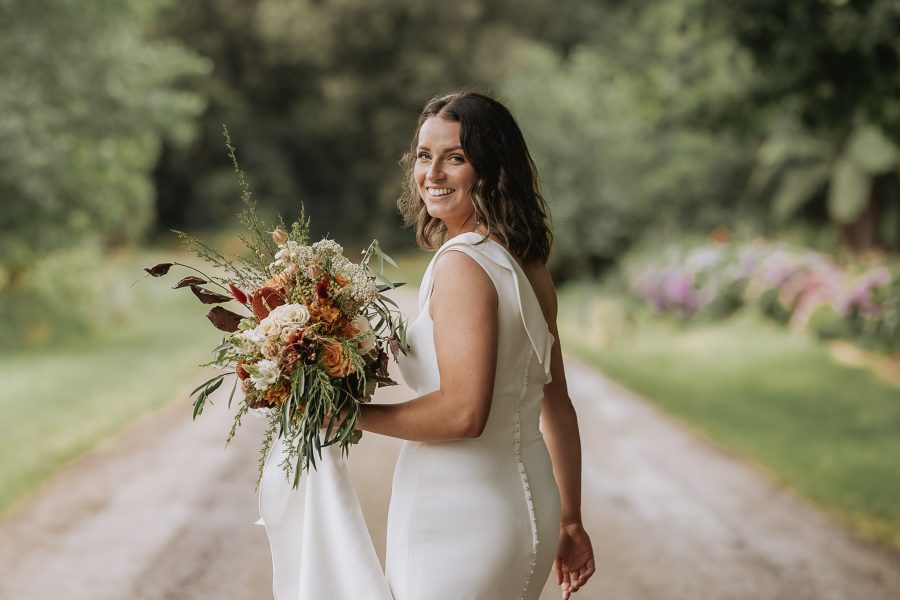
left=513, top=348, right=539, bottom=599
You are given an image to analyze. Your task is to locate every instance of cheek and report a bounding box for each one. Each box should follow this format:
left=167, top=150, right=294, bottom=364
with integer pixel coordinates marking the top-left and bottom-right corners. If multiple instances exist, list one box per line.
left=413, top=164, right=427, bottom=186
left=459, top=167, right=477, bottom=193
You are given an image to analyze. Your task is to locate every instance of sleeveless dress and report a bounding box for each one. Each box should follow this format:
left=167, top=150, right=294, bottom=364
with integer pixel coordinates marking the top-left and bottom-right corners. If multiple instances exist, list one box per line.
left=386, top=231, right=561, bottom=600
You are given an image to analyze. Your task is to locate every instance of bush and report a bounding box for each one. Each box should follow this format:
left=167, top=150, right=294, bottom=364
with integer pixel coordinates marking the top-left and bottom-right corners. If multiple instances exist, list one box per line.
left=623, top=236, right=900, bottom=353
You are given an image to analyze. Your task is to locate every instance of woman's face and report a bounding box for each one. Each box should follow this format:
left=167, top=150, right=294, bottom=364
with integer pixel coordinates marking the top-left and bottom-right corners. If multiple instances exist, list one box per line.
left=414, top=117, right=477, bottom=230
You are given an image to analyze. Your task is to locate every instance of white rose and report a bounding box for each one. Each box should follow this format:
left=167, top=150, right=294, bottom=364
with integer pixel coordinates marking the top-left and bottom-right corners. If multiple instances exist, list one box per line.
left=258, top=316, right=282, bottom=338
left=267, top=303, right=310, bottom=328
left=283, top=303, right=310, bottom=326
left=352, top=315, right=376, bottom=352
left=261, top=340, right=280, bottom=359
left=280, top=324, right=305, bottom=343
left=250, top=359, right=280, bottom=390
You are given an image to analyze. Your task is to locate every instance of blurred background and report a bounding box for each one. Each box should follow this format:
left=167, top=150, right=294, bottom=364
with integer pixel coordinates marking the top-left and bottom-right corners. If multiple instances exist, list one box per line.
left=1, top=0, right=899, bottom=596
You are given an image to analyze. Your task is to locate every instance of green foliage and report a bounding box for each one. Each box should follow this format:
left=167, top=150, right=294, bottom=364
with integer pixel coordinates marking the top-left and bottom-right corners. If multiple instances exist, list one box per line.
left=151, top=0, right=624, bottom=249
left=622, top=236, right=900, bottom=353
left=501, top=0, right=755, bottom=277
left=704, top=0, right=900, bottom=247
left=706, top=0, right=900, bottom=137
left=0, top=0, right=209, bottom=280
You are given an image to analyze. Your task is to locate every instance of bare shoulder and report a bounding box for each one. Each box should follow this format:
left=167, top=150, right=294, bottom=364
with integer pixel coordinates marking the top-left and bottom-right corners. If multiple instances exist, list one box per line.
left=522, top=261, right=558, bottom=323
left=429, top=249, right=497, bottom=317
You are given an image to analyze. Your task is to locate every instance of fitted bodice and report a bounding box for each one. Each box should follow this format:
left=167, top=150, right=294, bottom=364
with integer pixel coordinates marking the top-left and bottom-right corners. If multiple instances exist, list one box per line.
left=388, top=232, right=561, bottom=599
left=396, top=232, right=554, bottom=445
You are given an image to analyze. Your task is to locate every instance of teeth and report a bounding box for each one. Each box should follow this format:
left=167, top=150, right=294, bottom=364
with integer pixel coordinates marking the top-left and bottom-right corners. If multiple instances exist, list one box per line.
left=428, top=188, right=453, bottom=196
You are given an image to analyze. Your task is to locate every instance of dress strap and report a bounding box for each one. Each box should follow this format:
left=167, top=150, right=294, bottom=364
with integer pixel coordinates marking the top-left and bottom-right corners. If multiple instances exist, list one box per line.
left=419, top=232, right=554, bottom=384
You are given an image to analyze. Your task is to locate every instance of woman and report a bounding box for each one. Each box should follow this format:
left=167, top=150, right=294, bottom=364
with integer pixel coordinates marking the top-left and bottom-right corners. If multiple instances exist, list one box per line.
left=355, top=91, right=595, bottom=599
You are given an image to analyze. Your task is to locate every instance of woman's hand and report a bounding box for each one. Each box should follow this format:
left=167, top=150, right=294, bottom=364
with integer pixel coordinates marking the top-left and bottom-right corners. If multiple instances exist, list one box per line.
left=554, top=521, right=595, bottom=598
left=319, top=406, right=351, bottom=431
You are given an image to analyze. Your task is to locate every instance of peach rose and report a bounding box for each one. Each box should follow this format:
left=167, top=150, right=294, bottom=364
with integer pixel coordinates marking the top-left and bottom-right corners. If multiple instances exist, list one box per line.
left=321, top=340, right=354, bottom=378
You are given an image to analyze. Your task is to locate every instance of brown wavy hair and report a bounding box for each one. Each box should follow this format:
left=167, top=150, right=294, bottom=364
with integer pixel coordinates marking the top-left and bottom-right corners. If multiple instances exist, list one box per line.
left=397, top=90, right=553, bottom=266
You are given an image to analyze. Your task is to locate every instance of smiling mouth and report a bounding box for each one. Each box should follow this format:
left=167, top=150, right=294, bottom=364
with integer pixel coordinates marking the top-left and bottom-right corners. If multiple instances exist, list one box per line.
left=426, top=187, right=454, bottom=197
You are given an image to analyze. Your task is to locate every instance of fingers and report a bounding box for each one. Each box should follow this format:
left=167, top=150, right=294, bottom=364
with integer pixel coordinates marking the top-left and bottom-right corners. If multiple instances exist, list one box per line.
left=578, top=558, right=596, bottom=586
left=569, top=567, right=579, bottom=593
left=560, top=578, right=571, bottom=600
left=554, top=557, right=563, bottom=585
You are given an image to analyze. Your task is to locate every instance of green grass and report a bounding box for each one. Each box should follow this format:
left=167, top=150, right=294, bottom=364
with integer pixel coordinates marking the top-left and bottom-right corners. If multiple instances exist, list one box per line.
left=0, top=239, right=432, bottom=514
left=0, top=246, right=222, bottom=514
left=558, top=285, right=900, bottom=549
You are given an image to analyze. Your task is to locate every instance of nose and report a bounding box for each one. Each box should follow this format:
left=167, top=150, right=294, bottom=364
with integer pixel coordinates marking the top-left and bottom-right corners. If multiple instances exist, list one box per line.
left=426, top=160, right=444, bottom=181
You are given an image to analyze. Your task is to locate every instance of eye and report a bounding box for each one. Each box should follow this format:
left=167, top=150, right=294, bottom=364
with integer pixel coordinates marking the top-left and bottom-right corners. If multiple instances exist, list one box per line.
left=417, top=151, right=431, bottom=160
left=448, top=155, right=465, bottom=164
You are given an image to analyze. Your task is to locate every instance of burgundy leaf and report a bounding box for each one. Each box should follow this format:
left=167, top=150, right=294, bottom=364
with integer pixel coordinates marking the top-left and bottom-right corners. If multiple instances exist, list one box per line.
left=206, top=306, right=244, bottom=332
left=388, top=338, right=401, bottom=362
left=144, top=263, right=173, bottom=277
left=173, top=276, right=207, bottom=289
left=376, top=347, right=390, bottom=377
left=190, top=285, right=233, bottom=304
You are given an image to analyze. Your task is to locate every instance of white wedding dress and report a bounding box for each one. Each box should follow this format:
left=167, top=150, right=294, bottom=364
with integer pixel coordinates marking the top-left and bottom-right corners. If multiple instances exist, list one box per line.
left=258, top=231, right=561, bottom=600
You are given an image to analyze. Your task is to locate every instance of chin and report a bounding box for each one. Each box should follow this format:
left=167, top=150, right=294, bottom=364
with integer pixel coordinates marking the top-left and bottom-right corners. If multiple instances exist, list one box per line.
left=422, top=200, right=448, bottom=221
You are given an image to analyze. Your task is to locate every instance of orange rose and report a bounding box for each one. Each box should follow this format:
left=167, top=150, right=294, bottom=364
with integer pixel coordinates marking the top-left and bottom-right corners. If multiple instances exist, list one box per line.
left=262, top=385, right=290, bottom=407
left=321, top=340, right=354, bottom=378
left=336, top=319, right=359, bottom=339
left=335, top=273, right=349, bottom=287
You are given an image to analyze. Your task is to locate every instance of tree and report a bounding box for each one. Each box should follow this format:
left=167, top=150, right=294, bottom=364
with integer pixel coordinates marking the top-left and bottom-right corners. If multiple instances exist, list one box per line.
left=704, top=0, right=900, bottom=250
left=151, top=0, right=628, bottom=249
left=0, top=0, right=209, bottom=288
left=501, top=0, right=755, bottom=278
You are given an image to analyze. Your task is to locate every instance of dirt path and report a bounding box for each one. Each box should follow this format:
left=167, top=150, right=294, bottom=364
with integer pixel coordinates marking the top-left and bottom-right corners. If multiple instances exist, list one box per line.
left=1, top=290, right=898, bottom=600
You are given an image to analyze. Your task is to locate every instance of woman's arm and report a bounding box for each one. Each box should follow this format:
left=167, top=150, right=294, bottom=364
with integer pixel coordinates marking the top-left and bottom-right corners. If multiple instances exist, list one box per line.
left=356, top=250, right=498, bottom=441
left=531, top=270, right=583, bottom=525
left=529, top=264, right=595, bottom=596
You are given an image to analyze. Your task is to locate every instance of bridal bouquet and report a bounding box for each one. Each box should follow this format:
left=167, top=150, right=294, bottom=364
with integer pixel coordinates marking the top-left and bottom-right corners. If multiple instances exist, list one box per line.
left=143, top=127, right=408, bottom=488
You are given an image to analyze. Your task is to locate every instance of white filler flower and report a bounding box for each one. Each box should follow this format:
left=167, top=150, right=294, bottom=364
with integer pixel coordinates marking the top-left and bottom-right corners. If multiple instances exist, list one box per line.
left=250, top=359, right=281, bottom=390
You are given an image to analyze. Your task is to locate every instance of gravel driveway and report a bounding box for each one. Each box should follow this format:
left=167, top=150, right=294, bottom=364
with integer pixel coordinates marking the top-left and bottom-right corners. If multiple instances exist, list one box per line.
left=1, top=290, right=898, bottom=600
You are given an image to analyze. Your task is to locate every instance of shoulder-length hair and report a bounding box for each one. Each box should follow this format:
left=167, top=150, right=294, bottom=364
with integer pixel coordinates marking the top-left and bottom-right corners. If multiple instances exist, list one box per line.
left=397, top=90, right=554, bottom=266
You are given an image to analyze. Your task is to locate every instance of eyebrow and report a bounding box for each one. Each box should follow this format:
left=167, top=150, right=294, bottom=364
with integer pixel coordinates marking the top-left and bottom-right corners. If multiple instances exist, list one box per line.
left=416, top=145, right=463, bottom=152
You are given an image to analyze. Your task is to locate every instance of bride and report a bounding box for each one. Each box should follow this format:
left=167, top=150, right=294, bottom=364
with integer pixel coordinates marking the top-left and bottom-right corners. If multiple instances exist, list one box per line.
left=259, top=91, right=594, bottom=599
left=365, top=91, right=593, bottom=598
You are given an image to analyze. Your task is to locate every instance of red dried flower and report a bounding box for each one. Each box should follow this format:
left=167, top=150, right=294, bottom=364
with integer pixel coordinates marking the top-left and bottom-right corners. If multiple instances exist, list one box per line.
left=250, top=287, right=286, bottom=320
left=316, top=277, right=330, bottom=299
left=236, top=363, right=250, bottom=380
left=229, top=283, right=248, bottom=304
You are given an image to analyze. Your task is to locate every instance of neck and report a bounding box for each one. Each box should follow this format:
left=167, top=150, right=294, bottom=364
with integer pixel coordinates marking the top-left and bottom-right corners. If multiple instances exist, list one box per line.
left=445, top=211, right=484, bottom=238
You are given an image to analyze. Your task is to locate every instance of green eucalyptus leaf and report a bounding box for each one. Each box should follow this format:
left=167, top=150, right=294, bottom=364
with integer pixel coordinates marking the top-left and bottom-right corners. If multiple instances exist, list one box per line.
left=226, top=376, right=238, bottom=409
